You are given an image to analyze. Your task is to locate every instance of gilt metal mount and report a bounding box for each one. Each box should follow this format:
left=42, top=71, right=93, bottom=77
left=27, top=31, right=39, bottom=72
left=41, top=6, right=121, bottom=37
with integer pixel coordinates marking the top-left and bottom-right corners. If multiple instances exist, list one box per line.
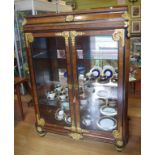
left=70, top=31, right=85, bottom=46
left=25, top=33, right=34, bottom=47
left=122, top=12, right=131, bottom=37
left=36, top=114, right=45, bottom=127
left=56, top=31, right=69, bottom=46
left=69, top=133, right=83, bottom=140
left=112, top=29, right=125, bottom=47
left=65, top=15, right=74, bottom=22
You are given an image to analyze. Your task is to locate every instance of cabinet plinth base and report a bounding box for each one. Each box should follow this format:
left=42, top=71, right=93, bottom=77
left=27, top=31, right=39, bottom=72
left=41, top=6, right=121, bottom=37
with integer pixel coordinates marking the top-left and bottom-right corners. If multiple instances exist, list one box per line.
left=115, top=140, right=124, bottom=152
left=115, top=147, right=123, bottom=152
left=69, top=133, right=83, bottom=140
left=35, top=123, right=47, bottom=137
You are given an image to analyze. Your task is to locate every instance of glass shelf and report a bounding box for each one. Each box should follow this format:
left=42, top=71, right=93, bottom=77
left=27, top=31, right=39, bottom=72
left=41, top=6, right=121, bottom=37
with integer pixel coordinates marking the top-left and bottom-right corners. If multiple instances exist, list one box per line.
left=92, top=81, right=118, bottom=87
left=32, top=55, right=66, bottom=60
left=77, top=57, right=118, bottom=60
left=76, top=51, right=118, bottom=60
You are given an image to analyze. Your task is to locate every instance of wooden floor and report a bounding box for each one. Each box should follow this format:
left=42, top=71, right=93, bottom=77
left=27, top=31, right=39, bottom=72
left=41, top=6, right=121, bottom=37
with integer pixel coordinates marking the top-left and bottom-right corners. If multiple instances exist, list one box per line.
left=14, top=95, right=141, bottom=155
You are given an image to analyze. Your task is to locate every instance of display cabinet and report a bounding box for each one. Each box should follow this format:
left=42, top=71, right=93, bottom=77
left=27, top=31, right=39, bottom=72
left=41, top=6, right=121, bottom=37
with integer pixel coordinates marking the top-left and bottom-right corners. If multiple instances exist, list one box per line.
left=23, top=6, right=130, bottom=150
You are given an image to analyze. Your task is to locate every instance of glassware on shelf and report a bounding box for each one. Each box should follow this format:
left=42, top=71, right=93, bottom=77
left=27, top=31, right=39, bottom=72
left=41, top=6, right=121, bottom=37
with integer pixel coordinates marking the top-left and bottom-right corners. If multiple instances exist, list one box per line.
left=57, top=49, right=66, bottom=59
left=64, top=114, right=72, bottom=125
left=108, top=98, right=117, bottom=107
left=55, top=109, right=65, bottom=121
left=77, top=49, right=83, bottom=59
left=55, top=108, right=71, bottom=125
left=97, top=75, right=109, bottom=84
left=82, top=114, right=92, bottom=127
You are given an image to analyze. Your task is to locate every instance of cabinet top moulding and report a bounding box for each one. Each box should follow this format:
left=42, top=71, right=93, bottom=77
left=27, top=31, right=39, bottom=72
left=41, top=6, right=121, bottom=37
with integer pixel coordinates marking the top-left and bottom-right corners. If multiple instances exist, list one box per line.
left=23, top=6, right=129, bottom=32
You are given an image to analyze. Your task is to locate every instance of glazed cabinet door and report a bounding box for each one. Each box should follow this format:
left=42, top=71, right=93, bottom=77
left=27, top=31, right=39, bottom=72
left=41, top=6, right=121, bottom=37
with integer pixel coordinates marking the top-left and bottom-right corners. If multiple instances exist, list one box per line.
left=26, top=32, right=75, bottom=130
left=70, top=30, right=125, bottom=141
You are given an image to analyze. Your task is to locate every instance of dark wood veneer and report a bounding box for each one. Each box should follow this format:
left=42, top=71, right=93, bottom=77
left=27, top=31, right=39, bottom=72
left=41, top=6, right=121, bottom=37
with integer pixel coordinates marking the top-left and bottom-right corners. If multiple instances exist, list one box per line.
left=24, top=6, right=129, bottom=150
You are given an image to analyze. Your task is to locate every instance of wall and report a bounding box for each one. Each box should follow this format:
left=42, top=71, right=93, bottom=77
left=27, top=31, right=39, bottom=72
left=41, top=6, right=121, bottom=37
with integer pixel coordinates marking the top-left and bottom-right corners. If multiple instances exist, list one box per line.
left=73, top=0, right=141, bottom=11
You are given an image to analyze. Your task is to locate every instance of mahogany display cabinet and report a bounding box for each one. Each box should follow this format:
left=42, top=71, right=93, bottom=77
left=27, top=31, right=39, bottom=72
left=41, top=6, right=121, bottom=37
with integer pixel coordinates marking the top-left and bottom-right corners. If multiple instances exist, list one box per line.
left=23, top=6, right=130, bottom=151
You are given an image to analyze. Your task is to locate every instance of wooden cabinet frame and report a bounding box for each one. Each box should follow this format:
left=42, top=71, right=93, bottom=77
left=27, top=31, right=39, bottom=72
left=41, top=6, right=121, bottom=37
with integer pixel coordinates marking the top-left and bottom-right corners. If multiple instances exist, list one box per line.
left=24, top=6, right=130, bottom=150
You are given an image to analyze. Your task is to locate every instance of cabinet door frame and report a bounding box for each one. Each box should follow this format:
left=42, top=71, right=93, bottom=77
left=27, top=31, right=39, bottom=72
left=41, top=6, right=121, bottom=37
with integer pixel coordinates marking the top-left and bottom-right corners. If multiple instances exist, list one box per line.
left=25, top=32, right=75, bottom=133
left=70, top=29, right=126, bottom=141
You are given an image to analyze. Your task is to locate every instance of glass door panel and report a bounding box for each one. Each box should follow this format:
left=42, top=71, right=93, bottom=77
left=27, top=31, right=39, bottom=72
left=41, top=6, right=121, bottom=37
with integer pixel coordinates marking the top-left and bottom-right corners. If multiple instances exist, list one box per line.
left=75, top=35, right=119, bottom=132
left=31, top=37, right=71, bottom=127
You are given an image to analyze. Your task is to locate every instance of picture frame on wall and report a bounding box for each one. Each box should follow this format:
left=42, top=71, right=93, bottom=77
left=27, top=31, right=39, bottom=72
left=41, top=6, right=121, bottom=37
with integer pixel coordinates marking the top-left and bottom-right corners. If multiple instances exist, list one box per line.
left=131, top=20, right=141, bottom=33
left=131, top=5, right=141, bottom=18
left=130, top=37, right=141, bottom=66
left=130, top=37, right=141, bottom=53
left=133, top=42, right=141, bottom=54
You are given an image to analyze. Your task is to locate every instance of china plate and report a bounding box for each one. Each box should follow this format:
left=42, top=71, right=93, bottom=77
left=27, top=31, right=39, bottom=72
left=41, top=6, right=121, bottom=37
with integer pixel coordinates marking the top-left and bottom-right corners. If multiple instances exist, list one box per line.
left=103, top=65, right=115, bottom=78
left=90, top=66, right=102, bottom=78
left=97, top=90, right=108, bottom=98
left=100, top=105, right=117, bottom=116
left=97, top=116, right=117, bottom=131
left=104, top=69, right=113, bottom=78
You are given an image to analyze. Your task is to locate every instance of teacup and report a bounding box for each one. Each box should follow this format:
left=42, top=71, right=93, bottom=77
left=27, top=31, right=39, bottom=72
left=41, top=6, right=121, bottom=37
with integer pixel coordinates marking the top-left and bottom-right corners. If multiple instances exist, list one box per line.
left=61, top=102, right=69, bottom=110
left=57, top=110, right=64, bottom=120
left=47, top=92, right=56, bottom=100
left=86, top=72, right=91, bottom=77
left=61, top=89, right=66, bottom=94
left=59, top=94, right=66, bottom=100
left=55, top=86, right=62, bottom=92
left=55, top=84, right=61, bottom=88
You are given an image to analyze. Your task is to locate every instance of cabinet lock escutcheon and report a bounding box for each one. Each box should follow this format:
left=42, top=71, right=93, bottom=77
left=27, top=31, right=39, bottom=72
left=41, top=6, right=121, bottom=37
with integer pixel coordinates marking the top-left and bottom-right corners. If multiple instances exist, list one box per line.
left=65, top=15, right=74, bottom=22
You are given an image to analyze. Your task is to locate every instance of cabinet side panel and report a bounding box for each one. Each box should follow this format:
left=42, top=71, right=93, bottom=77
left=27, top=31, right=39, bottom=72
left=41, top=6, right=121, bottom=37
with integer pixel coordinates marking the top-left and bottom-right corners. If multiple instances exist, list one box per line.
left=123, top=37, right=130, bottom=143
